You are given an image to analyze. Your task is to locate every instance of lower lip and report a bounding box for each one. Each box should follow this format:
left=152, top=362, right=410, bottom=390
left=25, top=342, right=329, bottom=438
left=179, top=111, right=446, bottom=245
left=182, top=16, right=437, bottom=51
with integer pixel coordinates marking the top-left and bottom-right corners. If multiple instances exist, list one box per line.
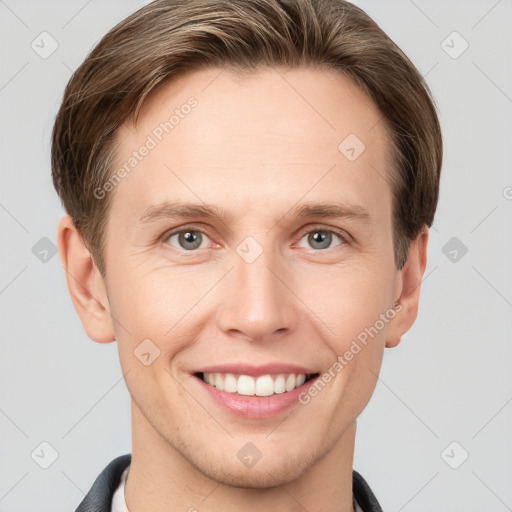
left=193, top=374, right=318, bottom=419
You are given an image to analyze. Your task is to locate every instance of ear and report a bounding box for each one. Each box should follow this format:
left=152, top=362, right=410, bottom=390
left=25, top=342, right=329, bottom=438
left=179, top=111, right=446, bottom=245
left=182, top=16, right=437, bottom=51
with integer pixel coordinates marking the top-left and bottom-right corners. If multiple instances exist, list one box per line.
left=57, top=214, right=115, bottom=343
left=385, top=225, right=429, bottom=348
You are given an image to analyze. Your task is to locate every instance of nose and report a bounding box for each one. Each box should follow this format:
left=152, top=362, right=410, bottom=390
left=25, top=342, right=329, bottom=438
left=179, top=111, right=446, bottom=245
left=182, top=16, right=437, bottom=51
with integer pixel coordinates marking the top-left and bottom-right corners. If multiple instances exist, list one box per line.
left=215, top=243, right=299, bottom=343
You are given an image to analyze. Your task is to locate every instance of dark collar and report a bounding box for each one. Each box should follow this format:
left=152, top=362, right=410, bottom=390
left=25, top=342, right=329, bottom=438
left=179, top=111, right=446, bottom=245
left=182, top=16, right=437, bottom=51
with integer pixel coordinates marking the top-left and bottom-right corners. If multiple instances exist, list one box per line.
left=75, top=454, right=132, bottom=512
left=75, top=454, right=383, bottom=512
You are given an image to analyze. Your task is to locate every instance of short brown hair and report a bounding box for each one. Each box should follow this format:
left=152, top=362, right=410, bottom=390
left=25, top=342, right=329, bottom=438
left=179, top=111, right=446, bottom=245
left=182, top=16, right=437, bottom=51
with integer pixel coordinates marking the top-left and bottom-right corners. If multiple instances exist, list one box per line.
left=52, top=0, right=442, bottom=276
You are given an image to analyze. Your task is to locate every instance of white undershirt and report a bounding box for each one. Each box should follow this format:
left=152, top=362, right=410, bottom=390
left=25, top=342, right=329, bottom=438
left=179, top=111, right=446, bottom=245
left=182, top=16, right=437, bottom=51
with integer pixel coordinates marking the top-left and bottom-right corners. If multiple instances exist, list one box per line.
left=111, top=466, right=129, bottom=512
left=111, top=465, right=364, bottom=512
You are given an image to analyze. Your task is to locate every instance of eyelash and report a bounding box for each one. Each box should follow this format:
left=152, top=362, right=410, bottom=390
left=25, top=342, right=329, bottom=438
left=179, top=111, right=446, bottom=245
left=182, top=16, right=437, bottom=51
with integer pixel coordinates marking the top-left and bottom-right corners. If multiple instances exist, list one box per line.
left=161, top=224, right=351, bottom=254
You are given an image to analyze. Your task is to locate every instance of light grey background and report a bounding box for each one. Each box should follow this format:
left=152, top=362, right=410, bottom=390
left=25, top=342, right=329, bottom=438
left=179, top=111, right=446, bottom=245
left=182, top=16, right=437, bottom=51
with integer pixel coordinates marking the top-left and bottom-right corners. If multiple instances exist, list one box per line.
left=1, top=0, right=511, bottom=511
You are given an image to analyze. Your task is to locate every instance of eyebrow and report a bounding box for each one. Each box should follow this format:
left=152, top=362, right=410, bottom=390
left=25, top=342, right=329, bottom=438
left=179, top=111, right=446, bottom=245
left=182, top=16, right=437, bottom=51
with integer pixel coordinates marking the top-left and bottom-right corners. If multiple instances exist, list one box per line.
left=138, top=200, right=371, bottom=224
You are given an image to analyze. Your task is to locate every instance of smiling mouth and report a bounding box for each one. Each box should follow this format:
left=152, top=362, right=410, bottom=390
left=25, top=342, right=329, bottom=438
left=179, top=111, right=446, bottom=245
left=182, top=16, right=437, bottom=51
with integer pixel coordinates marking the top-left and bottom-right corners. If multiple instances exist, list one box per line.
left=194, top=372, right=320, bottom=397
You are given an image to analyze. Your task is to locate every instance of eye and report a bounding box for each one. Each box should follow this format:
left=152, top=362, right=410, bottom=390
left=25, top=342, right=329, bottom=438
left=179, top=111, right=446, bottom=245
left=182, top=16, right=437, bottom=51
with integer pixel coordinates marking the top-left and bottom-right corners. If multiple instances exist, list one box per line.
left=162, top=225, right=349, bottom=253
left=165, top=228, right=211, bottom=251
left=297, top=227, right=347, bottom=251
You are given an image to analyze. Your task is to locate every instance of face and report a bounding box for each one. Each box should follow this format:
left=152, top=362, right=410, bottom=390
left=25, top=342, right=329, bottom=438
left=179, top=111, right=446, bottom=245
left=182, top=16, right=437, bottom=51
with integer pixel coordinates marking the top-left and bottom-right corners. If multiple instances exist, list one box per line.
left=91, top=66, right=407, bottom=486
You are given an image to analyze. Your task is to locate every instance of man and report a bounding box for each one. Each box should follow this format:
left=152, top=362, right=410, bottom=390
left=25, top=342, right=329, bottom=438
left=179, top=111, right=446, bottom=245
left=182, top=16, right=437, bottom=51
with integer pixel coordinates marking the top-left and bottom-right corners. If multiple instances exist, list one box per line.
left=52, top=0, right=442, bottom=510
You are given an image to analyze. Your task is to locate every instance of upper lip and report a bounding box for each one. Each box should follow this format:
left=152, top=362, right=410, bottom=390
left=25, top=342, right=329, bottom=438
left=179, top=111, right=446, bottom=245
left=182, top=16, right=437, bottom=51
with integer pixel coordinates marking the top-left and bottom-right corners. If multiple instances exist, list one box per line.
left=193, top=363, right=319, bottom=377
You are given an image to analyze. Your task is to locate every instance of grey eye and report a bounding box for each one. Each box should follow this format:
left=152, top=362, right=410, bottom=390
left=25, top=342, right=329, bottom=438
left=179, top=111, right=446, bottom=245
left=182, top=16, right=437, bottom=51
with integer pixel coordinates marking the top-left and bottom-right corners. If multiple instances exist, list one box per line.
left=298, top=229, right=343, bottom=250
left=168, top=230, right=209, bottom=251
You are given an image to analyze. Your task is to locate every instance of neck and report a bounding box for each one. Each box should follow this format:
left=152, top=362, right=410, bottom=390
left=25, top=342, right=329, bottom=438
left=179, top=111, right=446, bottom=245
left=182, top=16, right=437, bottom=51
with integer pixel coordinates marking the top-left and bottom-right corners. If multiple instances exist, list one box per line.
left=125, top=402, right=356, bottom=512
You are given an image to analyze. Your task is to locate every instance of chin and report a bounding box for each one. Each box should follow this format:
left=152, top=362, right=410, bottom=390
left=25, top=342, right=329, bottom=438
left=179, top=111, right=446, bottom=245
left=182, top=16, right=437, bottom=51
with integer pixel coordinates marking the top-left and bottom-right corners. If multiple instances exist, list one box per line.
left=201, top=463, right=303, bottom=489
left=188, top=447, right=321, bottom=489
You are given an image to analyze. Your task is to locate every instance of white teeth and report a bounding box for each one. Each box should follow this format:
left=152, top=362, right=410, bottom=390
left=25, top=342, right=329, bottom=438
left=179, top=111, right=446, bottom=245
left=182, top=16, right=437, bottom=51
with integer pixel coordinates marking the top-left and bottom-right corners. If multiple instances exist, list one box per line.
left=201, top=372, right=310, bottom=396
left=296, top=374, right=306, bottom=387
left=237, top=375, right=255, bottom=395
left=223, top=373, right=237, bottom=393
left=285, top=374, right=296, bottom=392
left=274, top=374, right=286, bottom=394
left=255, top=375, right=274, bottom=396
left=214, top=373, right=224, bottom=391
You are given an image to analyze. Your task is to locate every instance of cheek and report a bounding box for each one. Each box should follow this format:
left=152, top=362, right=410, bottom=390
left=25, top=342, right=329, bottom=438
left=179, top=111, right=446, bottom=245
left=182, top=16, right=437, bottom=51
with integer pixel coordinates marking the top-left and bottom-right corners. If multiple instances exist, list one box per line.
left=108, top=265, right=216, bottom=396
left=107, top=262, right=202, bottom=339
left=313, top=266, right=395, bottom=416
left=297, top=260, right=395, bottom=347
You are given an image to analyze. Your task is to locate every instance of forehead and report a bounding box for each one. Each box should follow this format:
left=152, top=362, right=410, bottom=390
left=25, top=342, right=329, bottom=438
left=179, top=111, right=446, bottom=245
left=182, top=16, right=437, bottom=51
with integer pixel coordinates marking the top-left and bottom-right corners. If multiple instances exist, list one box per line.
left=111, top=66, right=392, bottom=224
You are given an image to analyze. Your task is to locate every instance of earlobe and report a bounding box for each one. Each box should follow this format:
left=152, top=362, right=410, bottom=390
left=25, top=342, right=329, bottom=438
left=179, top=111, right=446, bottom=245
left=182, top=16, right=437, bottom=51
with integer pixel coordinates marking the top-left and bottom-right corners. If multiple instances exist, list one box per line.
left=385, top=226, right=429, bottom=348
left=57, top=214, right=115, bottom=343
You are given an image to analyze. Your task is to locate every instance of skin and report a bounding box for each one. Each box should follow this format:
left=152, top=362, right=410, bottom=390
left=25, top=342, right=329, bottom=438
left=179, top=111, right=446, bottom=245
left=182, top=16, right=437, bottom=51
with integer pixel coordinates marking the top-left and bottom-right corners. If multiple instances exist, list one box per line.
left=57, top=66, right=428, bottom=512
